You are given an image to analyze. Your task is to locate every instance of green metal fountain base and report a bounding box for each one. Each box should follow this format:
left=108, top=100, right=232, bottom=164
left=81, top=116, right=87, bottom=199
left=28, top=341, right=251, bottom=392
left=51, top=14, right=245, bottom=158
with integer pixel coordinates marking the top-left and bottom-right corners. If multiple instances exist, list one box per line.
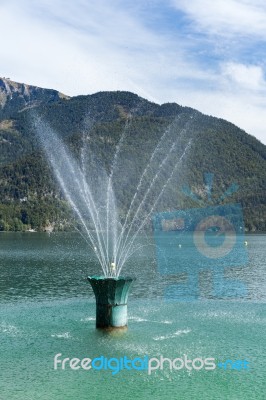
left=87, top=275, right=135, bottom=329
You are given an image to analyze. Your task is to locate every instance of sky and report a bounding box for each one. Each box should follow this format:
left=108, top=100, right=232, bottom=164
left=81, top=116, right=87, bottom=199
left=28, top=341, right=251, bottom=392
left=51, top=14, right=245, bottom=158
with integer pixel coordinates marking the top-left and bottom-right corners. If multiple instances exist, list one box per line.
left=0, top=0, right=266, bottom=144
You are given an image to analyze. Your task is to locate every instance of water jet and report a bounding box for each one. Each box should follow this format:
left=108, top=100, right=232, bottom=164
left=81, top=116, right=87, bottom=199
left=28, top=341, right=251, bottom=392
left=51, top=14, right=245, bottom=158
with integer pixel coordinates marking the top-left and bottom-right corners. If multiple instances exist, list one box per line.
left=34, top=112, right=194, bottom=330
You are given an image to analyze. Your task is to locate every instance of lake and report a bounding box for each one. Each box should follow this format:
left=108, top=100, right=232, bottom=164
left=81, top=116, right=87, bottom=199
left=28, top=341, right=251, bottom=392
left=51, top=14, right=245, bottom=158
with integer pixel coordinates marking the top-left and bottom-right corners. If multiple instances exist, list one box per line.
left=0, top=232, right=265, bottom=399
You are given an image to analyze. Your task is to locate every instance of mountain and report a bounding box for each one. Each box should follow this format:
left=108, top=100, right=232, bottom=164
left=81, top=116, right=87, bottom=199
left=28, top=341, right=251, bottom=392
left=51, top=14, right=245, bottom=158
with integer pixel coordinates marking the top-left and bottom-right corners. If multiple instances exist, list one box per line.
left=0, top=78, right=265, bottom=232
left=0, top=77, right=69, bottom=118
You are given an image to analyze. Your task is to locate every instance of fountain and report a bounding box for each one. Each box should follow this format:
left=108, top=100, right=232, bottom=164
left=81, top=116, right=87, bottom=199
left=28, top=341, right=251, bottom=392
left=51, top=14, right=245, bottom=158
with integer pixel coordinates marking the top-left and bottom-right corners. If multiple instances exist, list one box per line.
left=87, top=276, right=135, bottom=329
left=34, top=109, right=195, bottom=330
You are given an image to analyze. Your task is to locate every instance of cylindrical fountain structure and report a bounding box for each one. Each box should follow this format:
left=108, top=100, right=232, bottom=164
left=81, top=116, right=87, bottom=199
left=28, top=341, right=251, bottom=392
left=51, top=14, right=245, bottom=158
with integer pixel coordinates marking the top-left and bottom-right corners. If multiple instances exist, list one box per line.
left=87, top=275, right=135, bottom=329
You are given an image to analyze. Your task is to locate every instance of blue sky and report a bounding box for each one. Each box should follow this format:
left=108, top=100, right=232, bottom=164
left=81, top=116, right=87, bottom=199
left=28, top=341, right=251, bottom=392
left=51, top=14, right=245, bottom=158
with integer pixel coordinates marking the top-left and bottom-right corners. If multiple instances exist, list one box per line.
left=1, top=0, right=266, bottom=144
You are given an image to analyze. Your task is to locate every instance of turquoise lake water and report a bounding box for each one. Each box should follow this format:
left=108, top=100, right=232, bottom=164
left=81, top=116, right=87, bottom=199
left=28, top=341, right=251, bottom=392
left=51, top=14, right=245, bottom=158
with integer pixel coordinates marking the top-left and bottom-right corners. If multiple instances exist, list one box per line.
left=0, top=232, right=265, bottom=399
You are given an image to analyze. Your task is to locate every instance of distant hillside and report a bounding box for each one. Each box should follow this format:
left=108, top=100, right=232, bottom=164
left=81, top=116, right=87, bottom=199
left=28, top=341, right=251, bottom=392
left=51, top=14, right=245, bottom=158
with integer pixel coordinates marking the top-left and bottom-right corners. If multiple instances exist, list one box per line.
left=0, top=77, right=69, bottom=119
left=0, top=79, right=265, bottom=232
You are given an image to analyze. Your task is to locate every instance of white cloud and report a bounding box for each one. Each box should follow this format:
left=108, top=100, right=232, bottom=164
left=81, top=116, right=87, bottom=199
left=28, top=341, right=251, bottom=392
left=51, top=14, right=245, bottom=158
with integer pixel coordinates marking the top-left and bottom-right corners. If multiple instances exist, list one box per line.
left=0, top=0, right=208, bottom=96
left=221, top=62, right=266, bottom=90
left=168, top=0, right=266, bottom=143
left=171, top=0, right=266, bottom=37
